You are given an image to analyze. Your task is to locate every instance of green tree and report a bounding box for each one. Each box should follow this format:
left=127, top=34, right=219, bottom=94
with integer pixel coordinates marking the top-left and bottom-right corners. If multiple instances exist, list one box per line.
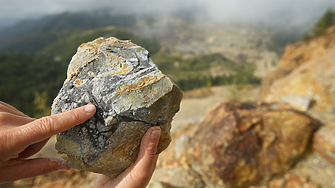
left=0, top=53, right=65, bottom=117
left=303, top=8, right=335, bottom=40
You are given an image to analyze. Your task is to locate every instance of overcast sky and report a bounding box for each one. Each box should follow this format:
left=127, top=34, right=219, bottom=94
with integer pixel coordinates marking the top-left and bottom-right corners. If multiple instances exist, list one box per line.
left=0, top=0, right=335, bottom=29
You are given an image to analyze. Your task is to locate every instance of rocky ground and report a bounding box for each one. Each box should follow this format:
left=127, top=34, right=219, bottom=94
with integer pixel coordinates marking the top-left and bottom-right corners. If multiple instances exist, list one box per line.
left=2, top=83, right=335, bottom=188
left=172, top=85, right=260, bottom=132
left=148, top=25, right=335, bottom=188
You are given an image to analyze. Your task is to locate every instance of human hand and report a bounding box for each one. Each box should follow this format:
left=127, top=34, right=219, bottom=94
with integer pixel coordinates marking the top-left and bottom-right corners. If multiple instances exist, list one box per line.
left=94, top=126, right=161, bottom=188
left=0, top=101, right=96, bottom=183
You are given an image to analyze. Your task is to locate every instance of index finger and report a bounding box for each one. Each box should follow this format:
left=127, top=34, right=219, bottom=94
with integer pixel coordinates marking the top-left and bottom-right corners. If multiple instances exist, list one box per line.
left=1, top=105, right=96, bottom=161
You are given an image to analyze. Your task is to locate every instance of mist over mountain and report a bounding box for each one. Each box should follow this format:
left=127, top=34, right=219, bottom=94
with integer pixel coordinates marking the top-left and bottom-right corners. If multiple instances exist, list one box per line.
left=1, top=0, right=334, bottom=52
left=0, top=7, right=326, bottom=80
left=0, top=18, right=16, bottom=31
left=0, top=6, right=322, bottom=52
left=1, top=0, right=334, bottom=33
left=0, top=10, right=140, bottom=40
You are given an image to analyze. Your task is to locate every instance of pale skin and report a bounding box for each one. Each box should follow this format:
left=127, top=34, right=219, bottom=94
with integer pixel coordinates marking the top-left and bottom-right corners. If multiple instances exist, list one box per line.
left=0, top=101, right=161, bottom=188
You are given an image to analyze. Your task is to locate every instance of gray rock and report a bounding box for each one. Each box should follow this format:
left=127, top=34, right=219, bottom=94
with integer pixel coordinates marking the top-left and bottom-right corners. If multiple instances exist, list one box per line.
left=51, top=37, right=183, bottom=177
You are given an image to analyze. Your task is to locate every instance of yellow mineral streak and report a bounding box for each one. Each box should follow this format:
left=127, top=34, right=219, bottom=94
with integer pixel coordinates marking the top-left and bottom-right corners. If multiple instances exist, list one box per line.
left=115, top=73, right=163, bottom=95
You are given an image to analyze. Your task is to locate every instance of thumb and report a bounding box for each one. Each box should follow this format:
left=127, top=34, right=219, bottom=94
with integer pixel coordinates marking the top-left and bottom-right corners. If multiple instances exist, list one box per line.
left=94, top=126, right=161, bottom=188
left=0, top=157, right=70, bottom=183
left=120, top=126, right=161, bottom=187
left=135, top=126, right=161, bottom=169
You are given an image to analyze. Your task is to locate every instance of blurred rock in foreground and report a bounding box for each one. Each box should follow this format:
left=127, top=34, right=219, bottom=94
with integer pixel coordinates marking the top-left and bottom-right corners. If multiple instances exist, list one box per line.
left=185, top=100, right=320, bottom=188
left=148, top=100, right=321, bottom=188
left=313, top=123, right=335, bottom=165
left=260, top=25, right=335, bottom=113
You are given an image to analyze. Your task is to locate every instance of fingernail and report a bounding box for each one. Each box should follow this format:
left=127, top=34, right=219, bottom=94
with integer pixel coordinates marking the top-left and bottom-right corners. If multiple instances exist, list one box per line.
left=48, top=157, right=71, bottom=171
left=58, top=165, right=71, bottom=171
left=85, top=104, right=96, bottom=114
left=151, top=128, right=161, bottom=139
left=58, top=159, right=70, bottom=171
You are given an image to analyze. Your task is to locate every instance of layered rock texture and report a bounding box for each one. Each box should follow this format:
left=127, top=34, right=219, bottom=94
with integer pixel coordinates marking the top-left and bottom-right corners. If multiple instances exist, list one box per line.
left=51, top=37, right=182, bottom=177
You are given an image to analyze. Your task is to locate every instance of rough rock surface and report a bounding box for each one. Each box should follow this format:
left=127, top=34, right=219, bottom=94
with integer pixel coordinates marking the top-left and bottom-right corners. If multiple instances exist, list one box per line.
left=186, top=100, right=320, bottom=188
left=260, top=25, right=335, bottom=109
left=313, top=123, right=335, bottom=165
left=262, top=50, right=335, bottom=112
left=51, top=37, right=183, bottom=177
left=289, top=151, right=335, bottom=188
left=265, top=174, right=321, bottom=188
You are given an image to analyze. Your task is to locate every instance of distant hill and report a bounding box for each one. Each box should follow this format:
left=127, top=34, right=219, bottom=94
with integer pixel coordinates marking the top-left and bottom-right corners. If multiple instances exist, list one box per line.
left=130, top=15, right=282, bottom=78
left=0, top=11, right=161, bottom=72
left=152, top=52, right=260, bottom=90
left=0, top=11, right=141, bottom=54
left=39, top=26, right=161, bottom=64
left=0, top=11, right=138, bottom=40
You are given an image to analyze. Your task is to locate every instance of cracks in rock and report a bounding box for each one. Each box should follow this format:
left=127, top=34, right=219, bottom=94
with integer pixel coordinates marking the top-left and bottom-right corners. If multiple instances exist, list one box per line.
left=117, top=114, right=157, bottom=126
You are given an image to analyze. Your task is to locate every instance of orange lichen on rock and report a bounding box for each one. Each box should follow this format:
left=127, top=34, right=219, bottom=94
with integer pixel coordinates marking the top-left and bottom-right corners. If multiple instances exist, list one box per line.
left=115, top=73, right=163, bottom=96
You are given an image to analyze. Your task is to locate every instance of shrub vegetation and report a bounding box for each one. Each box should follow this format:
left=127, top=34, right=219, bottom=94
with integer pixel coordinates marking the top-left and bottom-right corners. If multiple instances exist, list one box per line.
left=303, top=8, right=335, bottom=40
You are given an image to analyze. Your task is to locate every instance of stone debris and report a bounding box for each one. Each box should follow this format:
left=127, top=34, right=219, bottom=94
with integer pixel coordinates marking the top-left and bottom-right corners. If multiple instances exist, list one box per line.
left=51, top=37, right=183, bottom=177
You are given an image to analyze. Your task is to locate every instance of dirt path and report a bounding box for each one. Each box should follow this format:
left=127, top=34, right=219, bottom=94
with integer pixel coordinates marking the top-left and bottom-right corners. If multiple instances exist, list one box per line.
left=172, top=85, right=260, bottom=132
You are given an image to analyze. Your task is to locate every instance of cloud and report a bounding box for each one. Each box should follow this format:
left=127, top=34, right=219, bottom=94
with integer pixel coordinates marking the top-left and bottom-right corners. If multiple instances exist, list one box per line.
left=198, top=0, right=335, bottom=27
left=0, top=0, right=195, bottom=18
left=0, top=0, right=335, bottom=28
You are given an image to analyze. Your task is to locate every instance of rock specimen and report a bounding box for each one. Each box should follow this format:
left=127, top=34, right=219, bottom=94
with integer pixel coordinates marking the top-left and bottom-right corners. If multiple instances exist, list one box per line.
left=51, top=37, right=183, bottom=177
left=186, top=100, right=320, bottom=188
